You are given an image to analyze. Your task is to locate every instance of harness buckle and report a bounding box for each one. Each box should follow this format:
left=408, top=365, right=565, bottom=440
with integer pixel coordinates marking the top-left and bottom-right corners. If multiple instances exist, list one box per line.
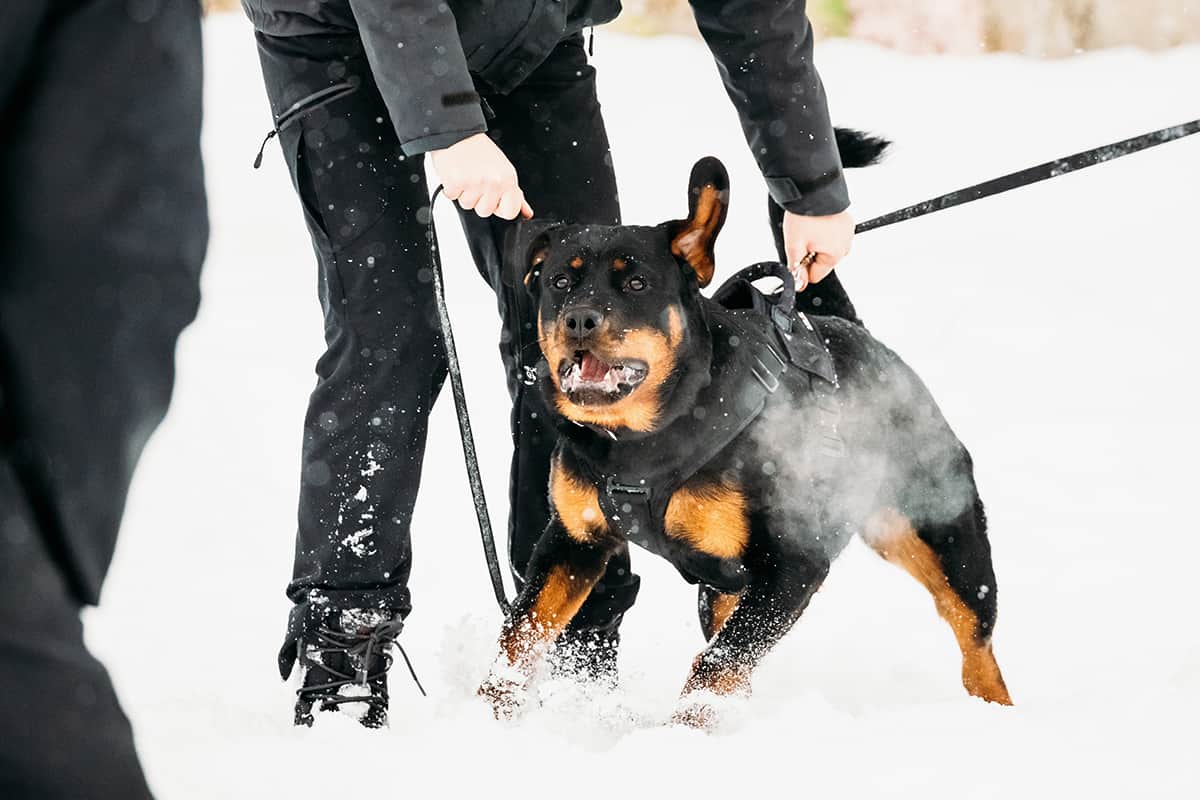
left=771, top=306, right=793, bottom=335
left=605, top=476, right=649, bottom=497
left=520, top=365, right=538, bottom=386
left=750, top=345, right=786, bottom=394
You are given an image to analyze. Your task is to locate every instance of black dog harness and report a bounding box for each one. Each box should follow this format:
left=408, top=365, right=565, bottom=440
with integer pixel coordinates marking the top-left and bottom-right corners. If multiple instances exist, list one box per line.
left=579, top=262, right=846, bottom=591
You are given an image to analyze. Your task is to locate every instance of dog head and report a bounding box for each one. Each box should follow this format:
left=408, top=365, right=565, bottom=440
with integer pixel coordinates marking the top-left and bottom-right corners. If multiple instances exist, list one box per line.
left=506, top=157, right=729, bottom=434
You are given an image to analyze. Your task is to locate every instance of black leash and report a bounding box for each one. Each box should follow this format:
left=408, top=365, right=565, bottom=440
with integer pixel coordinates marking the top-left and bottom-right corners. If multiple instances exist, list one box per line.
left=426, top=186, right=512, bottom=615
left=855, top=117, right=1200, bottom=234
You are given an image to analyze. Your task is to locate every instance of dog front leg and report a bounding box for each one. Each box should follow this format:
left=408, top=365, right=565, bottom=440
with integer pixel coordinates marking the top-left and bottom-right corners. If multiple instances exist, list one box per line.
left=479, top=519, right=617, bottom=717
left=676, top=551, right=830, bottom=727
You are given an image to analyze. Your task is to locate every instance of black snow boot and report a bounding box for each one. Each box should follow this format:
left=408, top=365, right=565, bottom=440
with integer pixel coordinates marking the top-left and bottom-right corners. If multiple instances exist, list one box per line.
left=293, top=609, right=423, bottom=728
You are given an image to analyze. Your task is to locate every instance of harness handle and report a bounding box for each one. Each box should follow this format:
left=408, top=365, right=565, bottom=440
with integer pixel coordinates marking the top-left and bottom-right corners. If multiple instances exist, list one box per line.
left=718, top=259, right=800, bottom=316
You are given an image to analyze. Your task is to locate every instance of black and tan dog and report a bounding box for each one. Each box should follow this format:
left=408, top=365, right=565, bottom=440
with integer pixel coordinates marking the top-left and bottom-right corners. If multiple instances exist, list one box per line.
left=480, top=137, right=1012, bottom=723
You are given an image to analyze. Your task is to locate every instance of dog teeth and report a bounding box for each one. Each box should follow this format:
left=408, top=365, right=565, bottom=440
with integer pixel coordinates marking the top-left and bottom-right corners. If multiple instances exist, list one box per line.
left=562, top=362, right=638, bottom=394
left=562, top=363, right=583, bottom=392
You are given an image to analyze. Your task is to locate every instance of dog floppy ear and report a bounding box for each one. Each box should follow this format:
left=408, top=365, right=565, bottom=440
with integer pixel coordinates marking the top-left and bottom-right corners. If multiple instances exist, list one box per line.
left=669, top=156, right=729, bottom=288
left=502, top=219, right=558, bottom=290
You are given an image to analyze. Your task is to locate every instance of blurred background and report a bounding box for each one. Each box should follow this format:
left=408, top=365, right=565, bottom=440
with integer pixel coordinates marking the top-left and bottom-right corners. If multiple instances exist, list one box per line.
left=207, top=0, right=1200, bottom=55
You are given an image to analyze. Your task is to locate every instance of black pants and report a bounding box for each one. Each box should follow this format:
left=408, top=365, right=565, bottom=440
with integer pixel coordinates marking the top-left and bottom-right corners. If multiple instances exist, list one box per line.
left=256, top=32, right=641, bottom=673
left=0, top=0, right=206, bottom=796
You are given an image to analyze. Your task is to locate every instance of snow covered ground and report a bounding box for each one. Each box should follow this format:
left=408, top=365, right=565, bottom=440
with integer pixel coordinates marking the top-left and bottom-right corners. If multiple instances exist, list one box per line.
left=86, top=14, right=1200, bottom=798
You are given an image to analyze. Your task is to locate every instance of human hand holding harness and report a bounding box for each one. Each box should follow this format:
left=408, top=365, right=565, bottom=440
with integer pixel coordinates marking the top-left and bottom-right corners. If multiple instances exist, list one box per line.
left=782, top=209, right=855, bottom=290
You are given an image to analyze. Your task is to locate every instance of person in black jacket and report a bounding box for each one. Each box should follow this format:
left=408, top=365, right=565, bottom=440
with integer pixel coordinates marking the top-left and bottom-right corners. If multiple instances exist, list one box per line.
left=0, top=1, right=207, bottom=796
left=244, top=0, right=857, bottom=727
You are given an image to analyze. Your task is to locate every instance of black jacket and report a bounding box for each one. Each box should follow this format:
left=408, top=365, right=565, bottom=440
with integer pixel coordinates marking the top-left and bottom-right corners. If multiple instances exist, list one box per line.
left=242, top=0, right=849, bottom=215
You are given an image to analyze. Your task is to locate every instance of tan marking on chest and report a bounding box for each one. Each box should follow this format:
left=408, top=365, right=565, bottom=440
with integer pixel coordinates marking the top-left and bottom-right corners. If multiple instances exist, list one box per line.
left=664, top=481, right=750, bottom=559
left=549, top=457, right=605, bottom=543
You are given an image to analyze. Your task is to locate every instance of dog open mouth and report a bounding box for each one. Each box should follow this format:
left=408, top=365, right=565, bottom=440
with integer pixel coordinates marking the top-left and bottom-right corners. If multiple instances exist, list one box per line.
left=558, top=350, right=648, bottom=404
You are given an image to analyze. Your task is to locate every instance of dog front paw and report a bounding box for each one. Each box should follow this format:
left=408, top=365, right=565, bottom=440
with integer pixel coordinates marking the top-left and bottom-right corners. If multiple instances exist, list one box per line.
left=477, top=672, right=526, bottom=720
left=670, top=699, right=720, bottom=731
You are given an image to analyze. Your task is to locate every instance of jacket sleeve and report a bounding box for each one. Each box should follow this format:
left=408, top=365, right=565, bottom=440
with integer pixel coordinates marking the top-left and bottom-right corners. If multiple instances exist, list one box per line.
left=347, top=0, right=487, bottom=155
left=688, top=0, right=848, bottom=216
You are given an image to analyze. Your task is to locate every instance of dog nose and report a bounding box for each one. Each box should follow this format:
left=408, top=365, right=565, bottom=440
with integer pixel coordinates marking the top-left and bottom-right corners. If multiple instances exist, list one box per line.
left=563, top=306, right=605, bottom=340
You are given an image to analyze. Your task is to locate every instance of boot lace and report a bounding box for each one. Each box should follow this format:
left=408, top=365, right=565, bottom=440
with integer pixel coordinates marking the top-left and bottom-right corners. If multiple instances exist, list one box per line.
left=298, top=618, right=426, bottom=712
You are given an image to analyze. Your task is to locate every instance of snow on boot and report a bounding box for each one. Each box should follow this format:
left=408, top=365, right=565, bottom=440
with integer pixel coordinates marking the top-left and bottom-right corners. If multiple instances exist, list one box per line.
left=293, top=609, right=423, bottom=728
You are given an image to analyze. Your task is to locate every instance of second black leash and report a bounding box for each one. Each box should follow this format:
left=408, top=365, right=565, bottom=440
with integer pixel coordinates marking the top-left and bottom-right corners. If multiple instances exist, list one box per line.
left=426, top=186, right=512, bottom=615
left=856, top=117, right=1200, bottom=234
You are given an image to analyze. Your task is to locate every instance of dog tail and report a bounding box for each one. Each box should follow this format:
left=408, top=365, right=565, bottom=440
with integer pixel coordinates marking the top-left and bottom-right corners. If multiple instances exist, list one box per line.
left=835, top=128, right=891, bottom=168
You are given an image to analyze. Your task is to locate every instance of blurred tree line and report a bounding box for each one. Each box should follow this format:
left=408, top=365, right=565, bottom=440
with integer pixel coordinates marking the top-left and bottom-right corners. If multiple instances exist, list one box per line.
left=592, top=0, right=1199, bottom=55
left=205, top=0, right=1199, bottom=55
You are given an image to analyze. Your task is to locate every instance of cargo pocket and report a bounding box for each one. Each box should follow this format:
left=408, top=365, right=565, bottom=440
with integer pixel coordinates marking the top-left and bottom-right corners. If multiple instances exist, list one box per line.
left=272, top=80, right=399, bottom=255
left=277, top=122, right=334, bottom=258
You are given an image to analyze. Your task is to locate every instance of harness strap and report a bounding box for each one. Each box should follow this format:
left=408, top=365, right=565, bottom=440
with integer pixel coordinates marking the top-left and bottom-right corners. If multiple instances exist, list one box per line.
left=592, top=313, right=792, bottom=549
left=590, top=263, right=847, bottom=573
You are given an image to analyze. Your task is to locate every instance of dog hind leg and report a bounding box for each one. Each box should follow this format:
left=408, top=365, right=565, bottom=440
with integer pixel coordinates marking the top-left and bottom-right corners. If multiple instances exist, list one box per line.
left=862, top=502, right=1012, bottom=705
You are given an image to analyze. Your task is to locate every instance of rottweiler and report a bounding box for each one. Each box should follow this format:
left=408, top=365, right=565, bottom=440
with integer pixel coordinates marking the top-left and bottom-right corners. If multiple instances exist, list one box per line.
left=479, top=133, right=1012, bottom=724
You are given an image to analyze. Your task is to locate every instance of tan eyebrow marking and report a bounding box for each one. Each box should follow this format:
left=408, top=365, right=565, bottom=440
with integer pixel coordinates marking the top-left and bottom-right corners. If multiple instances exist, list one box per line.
left=612, top=257, right=627, bottom=271
left=569, top=255, right=584, bottom=269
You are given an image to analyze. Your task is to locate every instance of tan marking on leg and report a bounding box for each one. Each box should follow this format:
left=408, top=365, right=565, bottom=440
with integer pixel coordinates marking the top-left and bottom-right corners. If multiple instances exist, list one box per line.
left=665, top=481, right=750, bottom=560
left=499, top=563, right=604, bottom=668
left=683, top=655, right=751, bottom=697
left=707, top=592, right=741, bottom=638
left=866, top=509, right=1013, bottom=705
left=549, top=456, right=605, bottom=543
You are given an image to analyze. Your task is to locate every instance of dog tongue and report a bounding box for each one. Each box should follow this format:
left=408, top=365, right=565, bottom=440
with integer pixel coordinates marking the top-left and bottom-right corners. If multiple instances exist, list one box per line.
left=580, top=352, right=611, bottom=382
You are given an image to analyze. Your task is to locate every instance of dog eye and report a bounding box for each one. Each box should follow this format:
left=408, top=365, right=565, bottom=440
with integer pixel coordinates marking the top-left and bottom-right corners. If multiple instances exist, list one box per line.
left=550, top=273, right=571, bottom=291
left=625, top=276, right=647, bottom=292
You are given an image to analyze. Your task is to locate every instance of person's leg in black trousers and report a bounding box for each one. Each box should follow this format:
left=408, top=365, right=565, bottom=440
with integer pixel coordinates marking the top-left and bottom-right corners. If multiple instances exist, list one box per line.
left=257, top=32, right=639, bottom=721
left=454, top=36, right=641, bottom=676
left=0, top=0, right=206, bottom=794
left=0, top=464, right=153, bottom=799
left=254, top=33, right=450, bottom=724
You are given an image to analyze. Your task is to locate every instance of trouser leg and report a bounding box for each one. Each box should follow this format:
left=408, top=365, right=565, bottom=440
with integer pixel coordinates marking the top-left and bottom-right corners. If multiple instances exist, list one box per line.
left=0, top=460, right=153, bottom=800
left=0, top=0, right=205, bottom=787
left=455, top=35, right=640, bottom=636
left=254, top=33, right=450, bottom=674
left=0, top=0, right=206, bottom=606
